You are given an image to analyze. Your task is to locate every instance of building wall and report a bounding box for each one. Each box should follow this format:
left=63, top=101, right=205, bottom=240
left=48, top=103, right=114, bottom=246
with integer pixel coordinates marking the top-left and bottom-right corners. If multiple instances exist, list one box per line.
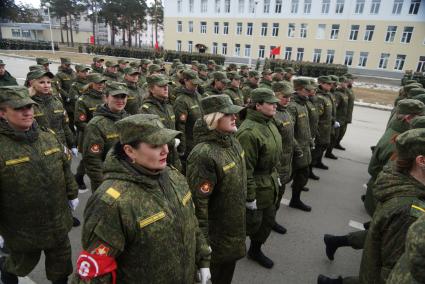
left=1, top=26, right=93, bottom=44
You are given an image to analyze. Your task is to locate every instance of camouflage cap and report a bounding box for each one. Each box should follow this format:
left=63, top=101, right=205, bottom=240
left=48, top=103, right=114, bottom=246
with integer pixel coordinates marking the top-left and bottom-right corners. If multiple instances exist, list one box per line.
left=146, top=74, right=170, bottom=86
left=148, top=64, right=162, bottom=73
left=408, top=88, right=425, bottom=98
left=115, top=114, right=181, bottom=145
left=293, top=78, right=315, bottom=91
left=343, top=73, right=357, bottom=79
left=0, top=86, right=37, bottom=108
left=284, top=67, right=296, bottom=74
left=262, top=69, right=273, bottom=75
left=404, top=79, right=418, bottom=85
left=211, top=71, right=231, bottom=84
left=105, top=82, right=129, bottom=96
left=201, top=95, right=244, bottom=115
left=36, top=57, right=50, bottom=65
left=60, top=57, right=71, bottom=64
left=29, top=65, right=44, bottom=71
left=140, top=59, right=152, bottom=65
left=207, top=59, right=216, bottom=65
left=215, top=65, right=224, bottom=71
left=251, top=88, right=279, bottom=104
left=274, top=67, right=284, bottom=73
left=129, top=61, right=139, bottom=68
left=191, top=60, right=199, bottom=66
left=272, top=82, right=294, bottom=96
left=27, top=69, right=54, bottom=81
left=339, top=76, right=348, bottom=83
left=395, top=128, right=425, bottom=160
left=153, top=58, right=163, bottom=65
left=227, top=71, right=242, bottom=80
left=329, top=75, right=340, bottom=83
left=198, top=64, right=207, bottom=71
left=87, top=73, right=107, bottom=84
left=182, top=70, right=203, bottom=85
left=404, top=83, right=423, bottom=93
left=410, top=116, right=425, bottom=129
left=118, top=59, right=129, bottom=64
left=309, top=79, right=318, bottom=88
left=0, top=60, right=4, bottom=66
left=318, top=76, right=333, bottom=84
left=75, top=64, right=91, bottom=72
left=123, top=67, right=140, bottom=75
left=240, top=64, right=249, bottom=70
left=249, top=70, right=260, bottom=78
left=228, top=63, right=237, bottom=69
left=412, top=94, right=425, bottom=105
left=175, top=64, right=186, bottom=71
left=397, top=99, right=425, bottom=115
left=105, top=61, right=119, bottom=68
left=93, top=56, right=104, bottom=62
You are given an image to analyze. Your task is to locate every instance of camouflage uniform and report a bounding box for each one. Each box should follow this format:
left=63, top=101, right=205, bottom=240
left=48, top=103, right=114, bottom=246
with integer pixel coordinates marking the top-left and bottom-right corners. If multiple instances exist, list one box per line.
left=124, top=81, right=144, bottom=115
left=224, top=85, right=244, bottom=107
left=241, top=81, right=258, bottom=105
left=67, top=66, right=90, bottom=132
left=258, top=79, right=272, bottom=90
left=90, top=57, right=104, bottom=74
left=0, top=60, right=18, bottom=86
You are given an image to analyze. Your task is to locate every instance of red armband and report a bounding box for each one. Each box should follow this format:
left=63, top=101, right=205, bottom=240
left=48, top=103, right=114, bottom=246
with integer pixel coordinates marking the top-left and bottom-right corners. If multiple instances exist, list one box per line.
left=76, top=250, right=117, bottom=284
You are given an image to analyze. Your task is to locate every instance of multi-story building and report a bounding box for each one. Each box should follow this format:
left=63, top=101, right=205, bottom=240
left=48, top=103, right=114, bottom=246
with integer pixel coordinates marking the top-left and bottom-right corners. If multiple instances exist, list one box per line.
left=164, top=0, right=425, bottom=78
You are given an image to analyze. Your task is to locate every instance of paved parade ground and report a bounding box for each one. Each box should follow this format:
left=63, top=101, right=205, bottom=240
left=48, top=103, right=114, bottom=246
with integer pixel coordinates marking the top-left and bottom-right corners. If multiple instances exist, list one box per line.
left=0, top=55, right=390, bottom=283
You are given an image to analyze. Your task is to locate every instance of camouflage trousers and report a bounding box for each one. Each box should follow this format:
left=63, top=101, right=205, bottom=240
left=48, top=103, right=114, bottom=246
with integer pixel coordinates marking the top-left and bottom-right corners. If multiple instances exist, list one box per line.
left=247, top=205, right=276, bottom=244
left=347, top=230, right=367, bottom=250
left=210, top=260, right=237, bottom=284
left=337, top=123, right=348, bottom=145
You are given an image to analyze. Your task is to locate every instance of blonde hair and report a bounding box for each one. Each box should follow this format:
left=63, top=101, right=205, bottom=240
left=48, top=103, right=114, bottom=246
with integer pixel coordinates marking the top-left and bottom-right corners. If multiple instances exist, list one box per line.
left=203, top=112, right=225, bottom=130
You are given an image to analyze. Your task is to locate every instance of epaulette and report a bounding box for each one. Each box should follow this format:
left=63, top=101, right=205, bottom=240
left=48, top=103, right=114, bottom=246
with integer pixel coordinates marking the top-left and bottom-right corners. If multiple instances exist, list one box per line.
left=410, top=199, right=425, bottom=218
left=100, top=186, right=122, bottom=205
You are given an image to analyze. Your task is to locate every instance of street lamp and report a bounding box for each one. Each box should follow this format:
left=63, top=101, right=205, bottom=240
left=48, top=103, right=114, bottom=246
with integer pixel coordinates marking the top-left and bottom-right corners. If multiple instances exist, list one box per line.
left=44, top=3, right=55, bottom=54
left=248, top=1, right=258, bottom=68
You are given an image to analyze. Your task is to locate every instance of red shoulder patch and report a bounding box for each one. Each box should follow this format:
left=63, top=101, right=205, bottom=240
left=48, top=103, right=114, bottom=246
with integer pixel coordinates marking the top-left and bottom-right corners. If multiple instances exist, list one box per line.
left=179, top=113, right=187, bottom=122
left=199, top=181, right=213, bottom=195
left=79, top=114, right=87, bottom=121
left=90, top=144, right=101, bottom=153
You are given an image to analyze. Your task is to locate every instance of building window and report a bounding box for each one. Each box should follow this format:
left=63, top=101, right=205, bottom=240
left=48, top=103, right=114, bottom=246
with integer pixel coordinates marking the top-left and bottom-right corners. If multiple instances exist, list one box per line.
left=188, top=41, right=193, bottom=53
left=378, top=53, right=390, bottom=69
left=212, top=42, right=218, bottom=54
left=189, top=21, right=194, bottom=32
left=222, top=43, right=227, bottom=55
left=177, top=0, right=182, bottom=12
left=355, top=0, right=365, bottom=14
left=291, top=0, right=299, bottom=13
left=297, top=48, right=304, bottom=61
left=235, top=44, right=241, bottom=56
left=270, top=46, right=277, bottom=58
left=245, top=44, right=251, bottom=57
left=385, top=26, right=397, bottom=42
left=275, top=0, right=282, bottom=13
left=394, top=54, right=406, bottom=70
left=238, top=0, right=244, bottom=13
left=214, top=22, right=219, bottom=34
left=370, top=0, right=381, bottom=14
left=177, top=40, right=182, bottom=52
left=224, top=0, right=230, bottom=12
left=316, top=24, right=326, bottom=39
left=189, top=0, right=194, bottom=12
left=249, top=0, right=255, bottom=13
left=223, top=22, right=229, bottom=34
left=215, top=0, right=221, bottom=13
left=364, top=25, right=375, bottom=41
left=326, top=50, right=335, bottom=64
left=344, top=51, right=354, bottom=66
left=288, top=23, right=296, bottom=37
left=392, top=0, right=403, bottom=14
left=304, top=0, right=312, bottom=13
left=177, top=21, right=182, bottom=32
left=321, top=0, right=330, bottom=13
left=11, top=29, right=21, bottom=37
left=330, top=24, right=340, bottom=40
left=261, top=23, right=268, bottom=36
left=201, top=22, right=207, bottom=34
left=358, top=52, right=369, bottom=67
left=300, top=23, right=307, bottom=38
left=313, top=49, right=321, bottom=63
left=201, top=0, right=208, bottom=12
left=335, top=0, right=344, bottom=14
left=401, top=26, right=414, bottom=43
left=349, top=25, right=359, bottom=40
left=409, top=0, right=420, bottom=14
left=259, top=45, right=265, bottom=58
left=22, top=30, right=31, bottom=38
left=236, top=22, right=243, bottom=35
left=285, top=47, right=293, bottom=60
left=247, top=23, right=253, bottom=35
left=272, top=23, right=279, bottom=37
left=416, top=56, right=425, bottom=72
left=264, top=0, right=270, bottom=13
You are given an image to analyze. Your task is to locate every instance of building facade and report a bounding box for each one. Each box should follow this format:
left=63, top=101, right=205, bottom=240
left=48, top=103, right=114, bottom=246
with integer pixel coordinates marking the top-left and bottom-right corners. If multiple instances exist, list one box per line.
left=164, top=0, right=425, bottom=77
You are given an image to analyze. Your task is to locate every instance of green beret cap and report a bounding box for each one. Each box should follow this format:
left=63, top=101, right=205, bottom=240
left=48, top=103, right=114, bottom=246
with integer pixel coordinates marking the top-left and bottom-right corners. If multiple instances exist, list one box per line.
left=105, top=61, right=119, bottom=68
left=0, top=86, right=37, bottom=108
left=117, top=59, right=129, bottom=64
left=93, top=56, right=104, bottom=62
left=227, top=71, right=242, bottom=80
left=211, top=71, right=231, bottom=83
left=201, top=95, right=244, bottom=115
left=146, top=74, right=170, bottom=87
left=87, top=73, right=107, bottom=83
left=293, top=78, right=315, bottom=91
left=29, top=65, right=44, bottom=71
left=215, top=65, right=224, bottom=71
left=403, top=83, right=423, bottom=93
left=343, top=73, right=357, bottom=79
left=116, top=114, right=180, bottom=145
left=75, top=65, right=90, bottom=72
left=396, top=128, right=425, bottom=159
left=27, top=69, right=54, bottom=81
left=339, top=76, right=348, bottom=83
left=397, top=99, right=425, bottom=115
left=318, top=76, right=333, bottom=84
left=228, top=63, right=237, bottom=69
left=148, top=64, right=162, bottom=73
left=251, top=88, right=279, bottom=104
left=60, top=57, right=71, bottom=64
left=153, top=58, right=163, bottom=65
left=175, top=64, right=186, bottom=71
left=182, top=70, right=202, bottom=85
left=191, top=60, right=199, bottom=66
left=272, top=82, right=294, bottom=96
left=309, top=79, right=318, bottom=88
left=123, top=67, right=140, bottom=75
left=410, top=116, right=425, bottom=129
left=408, top=88, right=425, bottom=98
left=404, top=79, right=418, bottom=85
left=249, top=70, right=260, bottom=78
left=198, top=64, right=207, bottom=71
left=105, top=82, right=129, bottom=96
left=36, top=57, right=50, bottom=65
left=240, top=64, right=249, bottom=69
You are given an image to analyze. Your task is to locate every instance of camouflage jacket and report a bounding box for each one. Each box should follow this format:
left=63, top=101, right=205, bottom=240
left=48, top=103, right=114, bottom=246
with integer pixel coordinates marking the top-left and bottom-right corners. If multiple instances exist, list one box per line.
left=0, top=120, right=77, bottom=252
left=125, top=81, right=145, bottom=115
left=258, top=79, right=272, bottom=90
left=241, top=82, right=258, bottom=105
left=83, top=104, right=127, bottom=191
left=287, top=94, right=312, bottom=169
left=315, top=87, right=335, bottom=145
left=224, top=86, right=244, bottom=106
left=236, top=109, right=282, bottom=209
left=90, top=63, right=104, bottom=74
left=55, top=66, right=76, bottom=97
left=187, top=124, right=247, bottom=263
left=346, top=87, right=355, bottom=124
left=103, top=71, right=120, bottom=82
left=202, top=85, right=222, bottom=98
left=73, top=151, right=210, bottom=284
left=306, top=96, right=319, bottom=140
left=0, top=71, right=18, bottom=87
left=32, top=93, right=75, bottom=148
left=360, top=167, right=425, bottom=284
left=68, top=77, right=89, bottom=107
left=334, top=88, right=349, bottom=124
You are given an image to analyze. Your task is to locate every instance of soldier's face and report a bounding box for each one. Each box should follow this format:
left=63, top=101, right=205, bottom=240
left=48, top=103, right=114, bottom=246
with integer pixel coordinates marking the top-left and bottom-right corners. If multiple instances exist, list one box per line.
left=95, top=61, right=103, bottom=68
left=107, top=94, right=127, bottom=112
left=32, top=76, right=52, bottom=94
left=92, top=82, right=106, bottom=92
left=277, top=93, right=291, bottom=106
left=215, top=80, right=225, bottom=91
left=78, top=70, right=88, bottom=79
left=125, top=143, right=169, bottom=171
left=43, top=64, right=50, bottom=71
left=0, top=105, right=34, bottom=131
left=249, top=77, right=259, bottom=85
left=217, top=114, right=238, bottom=133
left=0, top=65, right=6, bottom=76
left=150, top=84, right=168, bottom=99
left=125, top=73, right=139, bottom=83
left=119, top=63, right=127, bottom=69
left=257, top=102, right=277, bottom=117
left=231, top=78, right=240, bottom=88
left=184, top=79, right=198, bottom=91
left=263, top=74, right=272, bottom=81
left=107, top=66, right=117, bottom=73
left=320, top=83, right=332, bottom=92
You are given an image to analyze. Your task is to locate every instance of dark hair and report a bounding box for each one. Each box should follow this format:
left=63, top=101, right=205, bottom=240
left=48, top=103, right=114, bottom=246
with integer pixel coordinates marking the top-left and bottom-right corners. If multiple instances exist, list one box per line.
left=114, top=140, right=143, bottom=161
left=394, top=156, right=415, bottom=174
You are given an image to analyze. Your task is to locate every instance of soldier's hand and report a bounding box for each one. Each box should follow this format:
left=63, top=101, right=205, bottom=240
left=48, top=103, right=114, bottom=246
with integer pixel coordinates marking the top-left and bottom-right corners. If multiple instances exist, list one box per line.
left=71, top=147, right=79, bottom=157
left=68, top=198, right=79, bottom=211
left=198, top=268, right=211, bottom=284
left=246, top=200, right=257, bottom=210
left=174, top=138, right=181, bottom=149
left=333, top=121, right=341, bottom=128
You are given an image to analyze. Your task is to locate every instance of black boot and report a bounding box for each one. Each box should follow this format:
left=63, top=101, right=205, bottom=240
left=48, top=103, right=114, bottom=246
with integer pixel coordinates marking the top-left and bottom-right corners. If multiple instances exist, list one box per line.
left=334, top=144, right=345, bottom=151
left=52, top=277, right=68, bottom=284
left=317, top=274, right=343, bottom=284
left=75, top=174, right=87, bottom=192
left=72, top=216, right=81, bottom=227
left=324, top=234, right=349, bottom=260
left=314, top=162, right=329, bottom=170
left=272, top=222, right=287, bottom=234
left=301, top=187, right=309, bottom=192
left=247, top=241, right=274, bottom=269
left=0, top=257, right=18, bottom=284
left=325, top=152, right=338, bottom=160
left=289, top=191, right=312, bottom=212
left=309, top=166, right=320, bottom=180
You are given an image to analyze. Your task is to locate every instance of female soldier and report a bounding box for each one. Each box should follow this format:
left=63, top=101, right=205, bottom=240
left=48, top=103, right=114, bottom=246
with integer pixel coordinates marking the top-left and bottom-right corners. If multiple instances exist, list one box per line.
left=236, top=88, right=282, bottom=269
left=187, top=95, right=246, bottom=284
left=83, top=82, right=128, bottom=192
left=74, top=114, right=211, bottom=284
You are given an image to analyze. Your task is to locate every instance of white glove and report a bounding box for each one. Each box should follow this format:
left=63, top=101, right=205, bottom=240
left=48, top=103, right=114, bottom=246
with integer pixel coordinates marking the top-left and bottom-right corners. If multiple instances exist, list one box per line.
left=198, top=268, right=211, bottom=284
left=246, top=200, right=257, bottom=210
left=333, top=121, right=341, bottom=128
left=69, top=198, right=79, bottom=211
left=0, top=235, right=4, bottom=248
left=71, top=147, right=79, bottom=157
left=278, top=178, right=282, bottom=187
left=174, top=138, right=181, bottom=149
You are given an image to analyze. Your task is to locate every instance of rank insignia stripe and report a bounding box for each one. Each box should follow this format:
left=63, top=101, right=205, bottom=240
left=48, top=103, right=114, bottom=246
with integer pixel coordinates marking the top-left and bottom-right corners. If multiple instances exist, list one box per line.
left=44, top=148, right=61, bottom=156
left=106, top=134, right=119, bottom=139
left=106, top=188, right=121, bottom=199
left=223, top=162, right=236, bottom=172
left=5, top=157, right=30, bottom=166
left=139, top=211, right=166, bottom=228
left=182, top=191, right=192, bottom=206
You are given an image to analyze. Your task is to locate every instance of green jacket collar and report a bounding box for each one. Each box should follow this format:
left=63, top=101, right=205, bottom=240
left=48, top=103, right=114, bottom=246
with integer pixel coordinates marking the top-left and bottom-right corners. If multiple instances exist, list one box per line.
left=246, top=108, right=272, bottom=124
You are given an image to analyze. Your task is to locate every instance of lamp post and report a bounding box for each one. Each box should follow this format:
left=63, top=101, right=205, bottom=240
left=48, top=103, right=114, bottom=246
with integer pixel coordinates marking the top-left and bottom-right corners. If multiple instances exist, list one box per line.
left=44, top=3, right=55, bottom=54
left=248, top=1, right=258, bottom=68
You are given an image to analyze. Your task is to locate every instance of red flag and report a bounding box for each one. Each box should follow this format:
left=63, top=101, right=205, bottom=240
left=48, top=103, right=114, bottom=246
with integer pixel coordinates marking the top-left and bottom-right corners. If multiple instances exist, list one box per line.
left=270, top=46, right=281, bottom=56
left=155, top=41, right=159, bottom=50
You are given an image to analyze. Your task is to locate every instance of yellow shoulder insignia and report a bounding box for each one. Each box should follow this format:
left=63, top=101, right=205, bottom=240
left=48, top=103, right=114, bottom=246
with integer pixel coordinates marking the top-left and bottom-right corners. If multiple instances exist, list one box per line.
left=106, top=187, right=121, bottom=199
left=139, top=211, right=166, bottom=228
left=410, top=199, right=425, bottom=218
left=142, top=104, right=150, bottom=109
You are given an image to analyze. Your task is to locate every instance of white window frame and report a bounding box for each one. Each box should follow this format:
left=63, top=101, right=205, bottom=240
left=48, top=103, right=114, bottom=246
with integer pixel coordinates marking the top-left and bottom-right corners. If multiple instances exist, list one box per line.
left=201, top=22, right=207, bottom=34
left=304, top=0, right=312, bottom=13
left=177, top=40, right=182, bottom=52
left=212, top=42, right=218, bottom=54
left=401, top=26, right=414, bottom=43
left=245, top=44, right=251, bottom=57
left=321, top=0, right=330, bottom=13
left=215, top=0, right=221, bottom=13
left=189, top=0, right=194, bottom=12
left=330, top=24, right=340, bottom=40
left=272, top=23, right=279, bottom=37
left=316, top=24, right=326, bottom=39
left=261, top=23, right=268, bottom=36
left=416, top=56, right=425, bottom=72
left=235, top=44, right=241, bottom=56
left=236, top=22, right=243, bottom=35
left=378, top=53, right=390, bottom=69
left=355, top=0, right=365, bottom=14
left=394, top=54, right=406, bottom=70
left=285, top=47, right=293, bottom=60
left=288, top=23, right=296, bottom=38
left=264, top=0, right=270, bottom=13
left=344, top=51, right=354, bottom=66
left=222, top=43, right=228, bottom=55
left=313, top=49, right=321, bottom=63
left=335, top=0, right=344, bottom=14
left=364, top=25, right=375, bottom=41
left=214, top=22, right=219, bottom=34
left=223, top=22, right=229, bottom=35
left=177, top=0, right=182, bottom=12
left=247, top=23, right=253, bottom=35
left=177, top=21, right=182, bottom=32
left=188, top=21, right=194, bottom=32
left=238, top=0, right=244, bottom=13
left=201, top=0, right=208, bottom=13
left=300, top=23, right=307, bottom=38
left=275, top=0, right=282, bottom=13
left=297, top=48, right=304, bottom=61
left=358, top=52, right=369, bottom=67
left=291, top=0, right=299, bottom=13
left=188, top=41, right=193, bottom=53
left=370, top=0, right=381, bottom=14
left=326, top=49, right=335, bottom=64
left=224, top=0, right=231, bottom=12
left=349, top=25, right=359, bottom=40
left=385, top=26, right=397, bottom=42
left=392, top=0, right=403, bottom=14
left=409, top=0, right=420, bottom=14
left=258, top=45, right=265, bottom=58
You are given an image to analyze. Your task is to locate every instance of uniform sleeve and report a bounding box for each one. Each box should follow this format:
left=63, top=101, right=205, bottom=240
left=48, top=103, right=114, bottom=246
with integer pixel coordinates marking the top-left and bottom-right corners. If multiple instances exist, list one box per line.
left=63, top=112, right=76, bottom=148
left=75, top=99, right=88, bottom=131
left=236, top=129, right=258, bottom=201
left=60, top=140, right=78, bottom=200
left=83, top=123, right=105, bottom=191
left=173, top=99, right=189, bottom=155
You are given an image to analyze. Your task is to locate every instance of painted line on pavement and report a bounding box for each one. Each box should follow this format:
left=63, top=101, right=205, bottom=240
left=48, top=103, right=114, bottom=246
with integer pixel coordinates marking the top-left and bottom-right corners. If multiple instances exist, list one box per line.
left=19, top=276, right=36, bottom=284
left=348, top=220, right=365, bottom=231
left=281, top=198, right=290, bottom=206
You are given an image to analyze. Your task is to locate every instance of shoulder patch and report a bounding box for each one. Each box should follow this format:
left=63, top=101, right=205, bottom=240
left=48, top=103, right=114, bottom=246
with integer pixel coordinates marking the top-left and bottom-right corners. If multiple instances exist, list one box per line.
left=106, top=187, right=121, bottom=199
left=198, top=181, right=213, bottom=195
left=139, top=211, right=166, bottom=228
left=79, top=114, right=87, bottom=121
left=142, top=104, right=150, bottom=109
left=90, top=144, right=101, bottom=153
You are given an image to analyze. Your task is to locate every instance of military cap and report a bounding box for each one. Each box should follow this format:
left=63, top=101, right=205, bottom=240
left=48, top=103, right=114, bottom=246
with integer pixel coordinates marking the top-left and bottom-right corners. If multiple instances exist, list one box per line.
left=75, top=64, right=90, bottom=72
left=129, top=61, right=139, bottom=68
left=339, top=76, right=348, bottom=83
left=211, top=71, right=231, bottom=84
left=249, top=70, right=260, bottom=78
left=293, top=78, right=315, bottom=91
left=146, top=74, right=170, bottom=86
left=123, top=67, right=140, bottom=75
left=309, top=79, right=318, bottom=88
left=228, top=63, right=237, bottom=69
left=201, top=95, right=244, bottom=115
left=404, top=79, right=418, bottom=85
left=343, top=73, right=357, bottom=79
left=0, top=86, right=37, bottom=108
left=215, top=65, right=224, bottom=71
left=27, top=69, right=54, bottom=81
left=262, top=69, right=273, bottom=75
left=105, top=82, right=129, bottom=96
left=397, top=99, right=425, bottom=115
left=191, top=60, right=199, bottom=66
left=318, top=76, right=333, bottom=84
left=182, top=70, right=203, bottom=85
left=198, top=64, right=208, bottom=71
left=118, top=59, right=129, bottom=64
left=404, top=83, right=423, bottom=93
left=240, top=64, right=249, bottom=70
left=148, top=64, right=162, bottom=73
left=87, top=73, right=107, bottom=84
left=105, top=61, right=119, bottom=68
left=36, top=57, right=50, bottom=65
left=274, top=67, right=284, bottom=73
left=284, top=67, right=296, bottom=74
left=395, top=128, right=425, bottom=160
left=93, top=56, right=104, bottom=62
left=227, top=71, right=242, bottom=80
left=412, top=94, right=425, bottom=105
left=175, top=64, right=186, bottom=71
left=173, top=59, right=181, bottom=63
left=408, top=88, right=425, bottom=98
left=272, top=82, right=294, bottom=96
left=251, top=88, right=279, bottom=104
left=140, top=59, right=152, bottom=65
left=153, top=58, right=163, bottom=65
left=207, top=60, right=216, bottom=65
left=329, top=75, right=340, bottom=83
left=60, top=57, right=71, bottom=64
left=410, top=116, right=425, bottom=129
left=29, top=65, right=44, bottom=71
left=116, top=114, right=180, bottom=145
left=0, top=60, right=5, bottom=66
